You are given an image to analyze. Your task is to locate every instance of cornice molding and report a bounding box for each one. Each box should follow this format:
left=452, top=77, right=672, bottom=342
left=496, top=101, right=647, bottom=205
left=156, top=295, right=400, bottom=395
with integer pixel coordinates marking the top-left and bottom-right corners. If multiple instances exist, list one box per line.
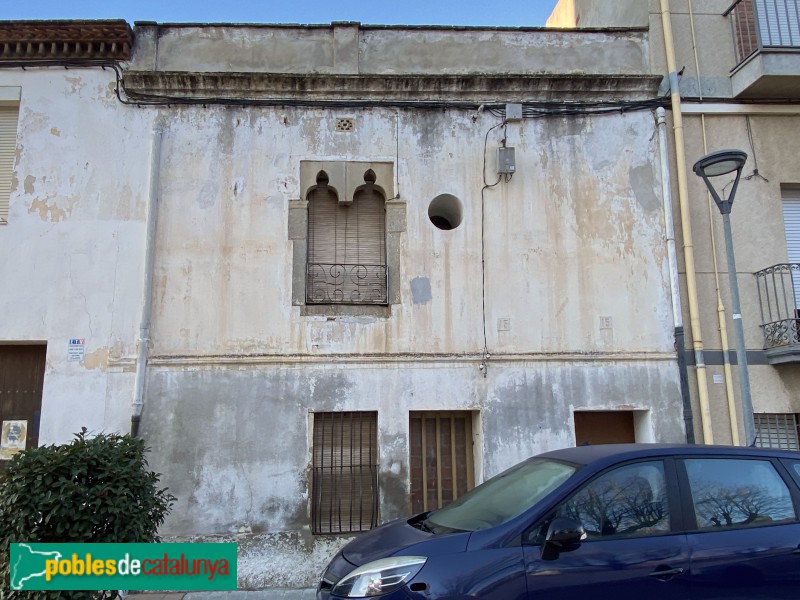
left=0, top=20, right=132, bottom=61
left=121, top=71, right=662, bottom=103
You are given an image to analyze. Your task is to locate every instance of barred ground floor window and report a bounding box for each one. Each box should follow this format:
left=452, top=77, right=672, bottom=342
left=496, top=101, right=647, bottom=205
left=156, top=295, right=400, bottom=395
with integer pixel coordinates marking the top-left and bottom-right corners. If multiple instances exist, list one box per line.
left=754, top=413, right=800, bottom=450
left=311, top=411, right=379, bottom=534
left=409, top=411, right=475, bottom=514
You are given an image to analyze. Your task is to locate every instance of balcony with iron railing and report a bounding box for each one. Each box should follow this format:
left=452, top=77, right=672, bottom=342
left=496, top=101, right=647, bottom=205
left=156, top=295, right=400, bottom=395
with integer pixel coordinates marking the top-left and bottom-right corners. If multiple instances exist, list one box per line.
left=726, top=0, right=800, bottom=96
left=306, top=263, right=388, bottom=305
left=755, top=263, right=800, bottom=363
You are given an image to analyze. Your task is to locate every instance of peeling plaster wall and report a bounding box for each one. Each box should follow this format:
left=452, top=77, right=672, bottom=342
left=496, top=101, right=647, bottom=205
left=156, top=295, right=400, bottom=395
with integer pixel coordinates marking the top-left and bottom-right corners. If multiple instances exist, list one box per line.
left=0, top=69, right=155, bottom=442
left=150, top=107, right=671, bottom=356
left=141, top=359, right=682, bottom=588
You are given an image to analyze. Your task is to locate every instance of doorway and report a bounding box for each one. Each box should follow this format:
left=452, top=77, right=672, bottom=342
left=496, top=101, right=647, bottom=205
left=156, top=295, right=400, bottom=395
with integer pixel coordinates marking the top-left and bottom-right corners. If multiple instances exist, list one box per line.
left=574, top=410, right=636, bottom=445
left=0, top=344, right=46, bottom=463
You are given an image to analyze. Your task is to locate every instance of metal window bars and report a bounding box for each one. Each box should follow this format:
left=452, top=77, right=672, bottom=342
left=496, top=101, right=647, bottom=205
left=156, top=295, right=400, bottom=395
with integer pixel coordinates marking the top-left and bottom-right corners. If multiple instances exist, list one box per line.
left=311, top=412, right=379, bottom=535
left=754, top=413, right=800, bottom=449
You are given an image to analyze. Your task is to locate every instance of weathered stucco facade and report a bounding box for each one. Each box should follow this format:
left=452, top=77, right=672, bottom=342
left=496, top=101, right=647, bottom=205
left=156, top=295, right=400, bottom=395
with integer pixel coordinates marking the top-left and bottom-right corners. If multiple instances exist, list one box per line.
left=0, top=19, right=686, bottom=587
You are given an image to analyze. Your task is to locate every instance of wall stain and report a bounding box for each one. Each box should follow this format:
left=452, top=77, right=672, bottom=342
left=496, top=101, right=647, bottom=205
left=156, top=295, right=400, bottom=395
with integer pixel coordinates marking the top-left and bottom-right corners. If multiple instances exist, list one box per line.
left=28, top=195, right=78, bottom=222
left=629, top=164, right=659, bottom=213
left=410, top=277, right=432, bottom=304
left=82, top=347, right=110, bottom=371
left=65, top=76, right=83, bottom=94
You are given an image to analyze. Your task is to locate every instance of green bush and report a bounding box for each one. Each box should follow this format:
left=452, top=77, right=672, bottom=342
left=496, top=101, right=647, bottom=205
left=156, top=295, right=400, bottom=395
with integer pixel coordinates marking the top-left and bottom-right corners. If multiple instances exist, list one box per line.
left=0, top=428, right=175, bottom=600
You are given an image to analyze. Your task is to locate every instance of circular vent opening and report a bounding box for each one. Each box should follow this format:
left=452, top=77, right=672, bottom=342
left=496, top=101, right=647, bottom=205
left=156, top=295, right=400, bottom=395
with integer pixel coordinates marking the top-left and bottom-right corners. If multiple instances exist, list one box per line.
left=428, top=194, right=463, bottom=230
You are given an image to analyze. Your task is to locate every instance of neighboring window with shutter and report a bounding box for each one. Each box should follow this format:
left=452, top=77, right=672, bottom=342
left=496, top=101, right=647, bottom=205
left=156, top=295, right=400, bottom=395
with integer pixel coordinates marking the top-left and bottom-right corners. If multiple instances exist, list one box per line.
left=307, top=170, right=387, bottom=305
left=312, top=411, right=379, bottom=535
left=0, top=105, right=20, bottom=225
left=782, top=186, right=800, bottom=311
left=754, top=413, right=800, bottom=450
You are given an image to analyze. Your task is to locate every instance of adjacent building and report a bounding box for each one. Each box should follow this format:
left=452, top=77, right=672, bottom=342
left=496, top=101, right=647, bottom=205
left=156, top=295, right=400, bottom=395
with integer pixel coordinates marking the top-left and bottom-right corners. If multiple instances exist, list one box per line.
left=1, top=16, right=689, bottom=586
left=550, top=0, right=800, bottom=449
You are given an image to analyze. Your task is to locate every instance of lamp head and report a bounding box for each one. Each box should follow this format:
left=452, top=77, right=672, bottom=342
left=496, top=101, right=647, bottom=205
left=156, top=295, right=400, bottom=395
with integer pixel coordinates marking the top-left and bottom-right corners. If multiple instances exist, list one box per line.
left=692, top=149, right=747, bottom=178
left=692, top=149, right=748, bottom=215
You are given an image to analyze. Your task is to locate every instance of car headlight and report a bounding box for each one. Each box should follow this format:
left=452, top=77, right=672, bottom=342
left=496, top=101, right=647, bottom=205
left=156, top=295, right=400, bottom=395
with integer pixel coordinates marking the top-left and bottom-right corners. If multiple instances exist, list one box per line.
left=331, top=556, right=427, bottom=597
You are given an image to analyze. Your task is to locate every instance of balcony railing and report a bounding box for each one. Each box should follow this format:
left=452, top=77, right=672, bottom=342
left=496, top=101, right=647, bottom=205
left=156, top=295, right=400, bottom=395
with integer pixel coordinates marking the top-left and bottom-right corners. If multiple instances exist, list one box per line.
left=726, top=0, right=800, bottom=66
left=306, top=263, right=388, bottom=305
left=755, top=263, right=800, bottom=361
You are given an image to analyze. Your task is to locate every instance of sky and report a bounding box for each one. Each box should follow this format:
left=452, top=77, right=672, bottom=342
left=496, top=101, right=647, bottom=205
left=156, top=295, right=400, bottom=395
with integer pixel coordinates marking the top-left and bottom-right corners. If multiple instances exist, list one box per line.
left=2, top=0, right=559, bottom=27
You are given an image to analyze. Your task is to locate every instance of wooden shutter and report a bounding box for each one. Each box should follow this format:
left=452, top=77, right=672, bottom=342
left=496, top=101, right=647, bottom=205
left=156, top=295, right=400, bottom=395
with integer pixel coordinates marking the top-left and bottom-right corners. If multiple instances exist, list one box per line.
left=312, top=411, right=379, bottom=534
left=0, top=106, right=19, bottom=224
left=307, top=185, right=339, bottom=264
left=307, top=181, right=387, bottom=304
left=308, top=186, right=385, bottom=266
left=348, top=187, right=386, bottom=266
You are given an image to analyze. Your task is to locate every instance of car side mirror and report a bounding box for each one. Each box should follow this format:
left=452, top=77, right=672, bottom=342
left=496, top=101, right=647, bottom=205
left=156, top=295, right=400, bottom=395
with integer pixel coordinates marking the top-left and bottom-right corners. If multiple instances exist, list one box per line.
left=541, top=517, right=586, bottom=561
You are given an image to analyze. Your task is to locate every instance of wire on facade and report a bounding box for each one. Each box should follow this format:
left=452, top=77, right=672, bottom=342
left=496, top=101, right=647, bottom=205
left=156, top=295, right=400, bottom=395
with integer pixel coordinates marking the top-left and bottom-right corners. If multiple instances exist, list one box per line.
left=743, top=115, right=769, bottom=183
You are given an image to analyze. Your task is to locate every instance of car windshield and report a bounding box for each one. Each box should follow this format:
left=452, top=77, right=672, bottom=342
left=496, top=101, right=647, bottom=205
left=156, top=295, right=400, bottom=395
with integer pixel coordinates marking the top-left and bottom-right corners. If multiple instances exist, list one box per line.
left=425, top=458, right=577, bottom=532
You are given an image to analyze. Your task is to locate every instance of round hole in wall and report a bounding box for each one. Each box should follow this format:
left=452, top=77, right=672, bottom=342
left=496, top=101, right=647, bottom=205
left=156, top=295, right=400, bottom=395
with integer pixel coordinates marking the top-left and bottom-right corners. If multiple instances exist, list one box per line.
left=428, top=194, right=463, bottom=230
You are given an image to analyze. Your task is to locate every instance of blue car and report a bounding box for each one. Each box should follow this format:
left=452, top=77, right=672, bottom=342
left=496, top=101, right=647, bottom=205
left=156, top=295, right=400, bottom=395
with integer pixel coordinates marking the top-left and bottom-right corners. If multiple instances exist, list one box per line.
left=317, top=443, right=800, bottom=599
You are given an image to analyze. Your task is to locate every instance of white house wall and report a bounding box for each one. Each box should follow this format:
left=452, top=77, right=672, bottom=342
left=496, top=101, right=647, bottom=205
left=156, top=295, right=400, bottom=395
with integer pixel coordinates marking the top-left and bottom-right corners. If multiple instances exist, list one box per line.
left=140, top=102, right=681, bottom=586
left=0, top=21, right=686, bottom=588
left=0, top=69, right=156, bottom=441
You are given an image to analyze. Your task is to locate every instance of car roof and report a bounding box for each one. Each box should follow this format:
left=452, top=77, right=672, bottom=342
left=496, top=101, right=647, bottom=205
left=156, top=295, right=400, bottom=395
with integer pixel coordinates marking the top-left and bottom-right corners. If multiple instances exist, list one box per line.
left=537, top=442, right=800, bottom=468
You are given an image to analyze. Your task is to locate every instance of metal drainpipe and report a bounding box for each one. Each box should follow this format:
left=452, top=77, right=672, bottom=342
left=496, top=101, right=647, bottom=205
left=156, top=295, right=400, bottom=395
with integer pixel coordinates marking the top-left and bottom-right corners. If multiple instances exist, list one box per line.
left=660, top=0, right=714, bottom=443
left=656, top=107, right=695, bottom=443
left=687, top=0, right=740, bottom=445
left=131, top=123, right=164, bottom=437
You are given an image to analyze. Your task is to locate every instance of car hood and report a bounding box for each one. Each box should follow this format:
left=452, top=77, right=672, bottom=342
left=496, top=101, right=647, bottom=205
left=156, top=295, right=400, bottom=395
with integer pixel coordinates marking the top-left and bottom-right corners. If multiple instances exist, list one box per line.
left=341, top=516, right=468, bottom=566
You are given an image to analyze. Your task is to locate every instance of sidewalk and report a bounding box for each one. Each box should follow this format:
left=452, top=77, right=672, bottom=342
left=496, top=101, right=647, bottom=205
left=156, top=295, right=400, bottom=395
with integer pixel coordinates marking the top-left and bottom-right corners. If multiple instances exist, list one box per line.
left=126, top=589, right=316, bottom=600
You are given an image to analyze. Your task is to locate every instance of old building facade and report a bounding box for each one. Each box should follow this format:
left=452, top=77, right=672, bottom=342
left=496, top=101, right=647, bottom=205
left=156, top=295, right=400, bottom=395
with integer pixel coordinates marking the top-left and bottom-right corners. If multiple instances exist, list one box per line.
left=1, top=18, right=686, bottom=585
left=551, top=0, right=800, bottom=450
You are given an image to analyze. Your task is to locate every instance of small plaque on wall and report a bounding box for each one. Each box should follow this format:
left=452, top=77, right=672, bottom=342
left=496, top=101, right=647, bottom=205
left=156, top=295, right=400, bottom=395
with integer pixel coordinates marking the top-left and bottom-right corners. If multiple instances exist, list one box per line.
left=1, top=420, right=27, bottom=460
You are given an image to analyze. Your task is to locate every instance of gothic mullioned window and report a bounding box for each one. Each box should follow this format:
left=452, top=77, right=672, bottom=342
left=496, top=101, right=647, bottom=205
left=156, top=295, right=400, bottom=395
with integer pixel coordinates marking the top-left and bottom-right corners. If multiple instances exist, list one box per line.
left=306, top=169, right=387, bottom=305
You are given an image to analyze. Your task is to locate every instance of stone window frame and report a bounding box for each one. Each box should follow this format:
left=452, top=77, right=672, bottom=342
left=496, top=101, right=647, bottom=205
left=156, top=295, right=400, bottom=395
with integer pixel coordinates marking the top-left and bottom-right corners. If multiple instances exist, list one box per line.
left=289, top=160, right=405, bottom=317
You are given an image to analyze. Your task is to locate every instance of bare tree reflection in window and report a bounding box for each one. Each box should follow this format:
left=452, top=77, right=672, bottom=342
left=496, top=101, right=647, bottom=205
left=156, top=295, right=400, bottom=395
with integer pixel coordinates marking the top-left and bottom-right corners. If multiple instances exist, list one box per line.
left=686, top=458, right=797, bottom=531
left=559, top=462, right=670, bottom=539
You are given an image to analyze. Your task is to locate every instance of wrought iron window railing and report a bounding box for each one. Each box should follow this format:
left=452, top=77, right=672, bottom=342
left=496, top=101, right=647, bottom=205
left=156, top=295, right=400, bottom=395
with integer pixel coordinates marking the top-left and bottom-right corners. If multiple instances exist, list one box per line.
left=726, top=0, right=800, bottom=66
left=306, top=263, right=388, bottom=305
left=755, top=263, right=800, bottom=348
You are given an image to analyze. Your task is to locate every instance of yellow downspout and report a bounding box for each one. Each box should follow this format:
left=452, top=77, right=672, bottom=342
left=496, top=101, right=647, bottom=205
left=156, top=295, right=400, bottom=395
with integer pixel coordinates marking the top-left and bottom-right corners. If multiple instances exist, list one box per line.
left=688, top=0, right=740, bottom=445
left=660, top=0, right=714, bottom=443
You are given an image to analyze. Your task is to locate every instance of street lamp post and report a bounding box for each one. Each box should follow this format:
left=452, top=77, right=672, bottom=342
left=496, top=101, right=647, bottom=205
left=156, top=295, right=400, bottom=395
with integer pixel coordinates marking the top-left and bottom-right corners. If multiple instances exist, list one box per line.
left=692, top=149, right=755, bottom=446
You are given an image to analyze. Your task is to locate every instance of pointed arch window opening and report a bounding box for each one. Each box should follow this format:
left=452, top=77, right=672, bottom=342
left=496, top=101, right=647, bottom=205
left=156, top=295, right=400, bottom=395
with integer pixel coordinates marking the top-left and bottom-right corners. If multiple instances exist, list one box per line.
left=307, top=170, right=388, bottom=305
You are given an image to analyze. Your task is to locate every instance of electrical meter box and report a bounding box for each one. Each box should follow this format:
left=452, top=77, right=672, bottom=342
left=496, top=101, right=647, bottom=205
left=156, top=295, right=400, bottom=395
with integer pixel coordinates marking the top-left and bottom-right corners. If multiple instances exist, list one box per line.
left=505, top=103, right=523, bottom=121
left=497, top=147, right=516, bottom=174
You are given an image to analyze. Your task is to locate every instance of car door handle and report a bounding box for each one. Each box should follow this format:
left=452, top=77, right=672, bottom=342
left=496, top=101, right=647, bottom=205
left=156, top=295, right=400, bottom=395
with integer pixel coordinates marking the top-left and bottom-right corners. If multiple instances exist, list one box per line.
left=648, top=567, right=685, bottom=580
